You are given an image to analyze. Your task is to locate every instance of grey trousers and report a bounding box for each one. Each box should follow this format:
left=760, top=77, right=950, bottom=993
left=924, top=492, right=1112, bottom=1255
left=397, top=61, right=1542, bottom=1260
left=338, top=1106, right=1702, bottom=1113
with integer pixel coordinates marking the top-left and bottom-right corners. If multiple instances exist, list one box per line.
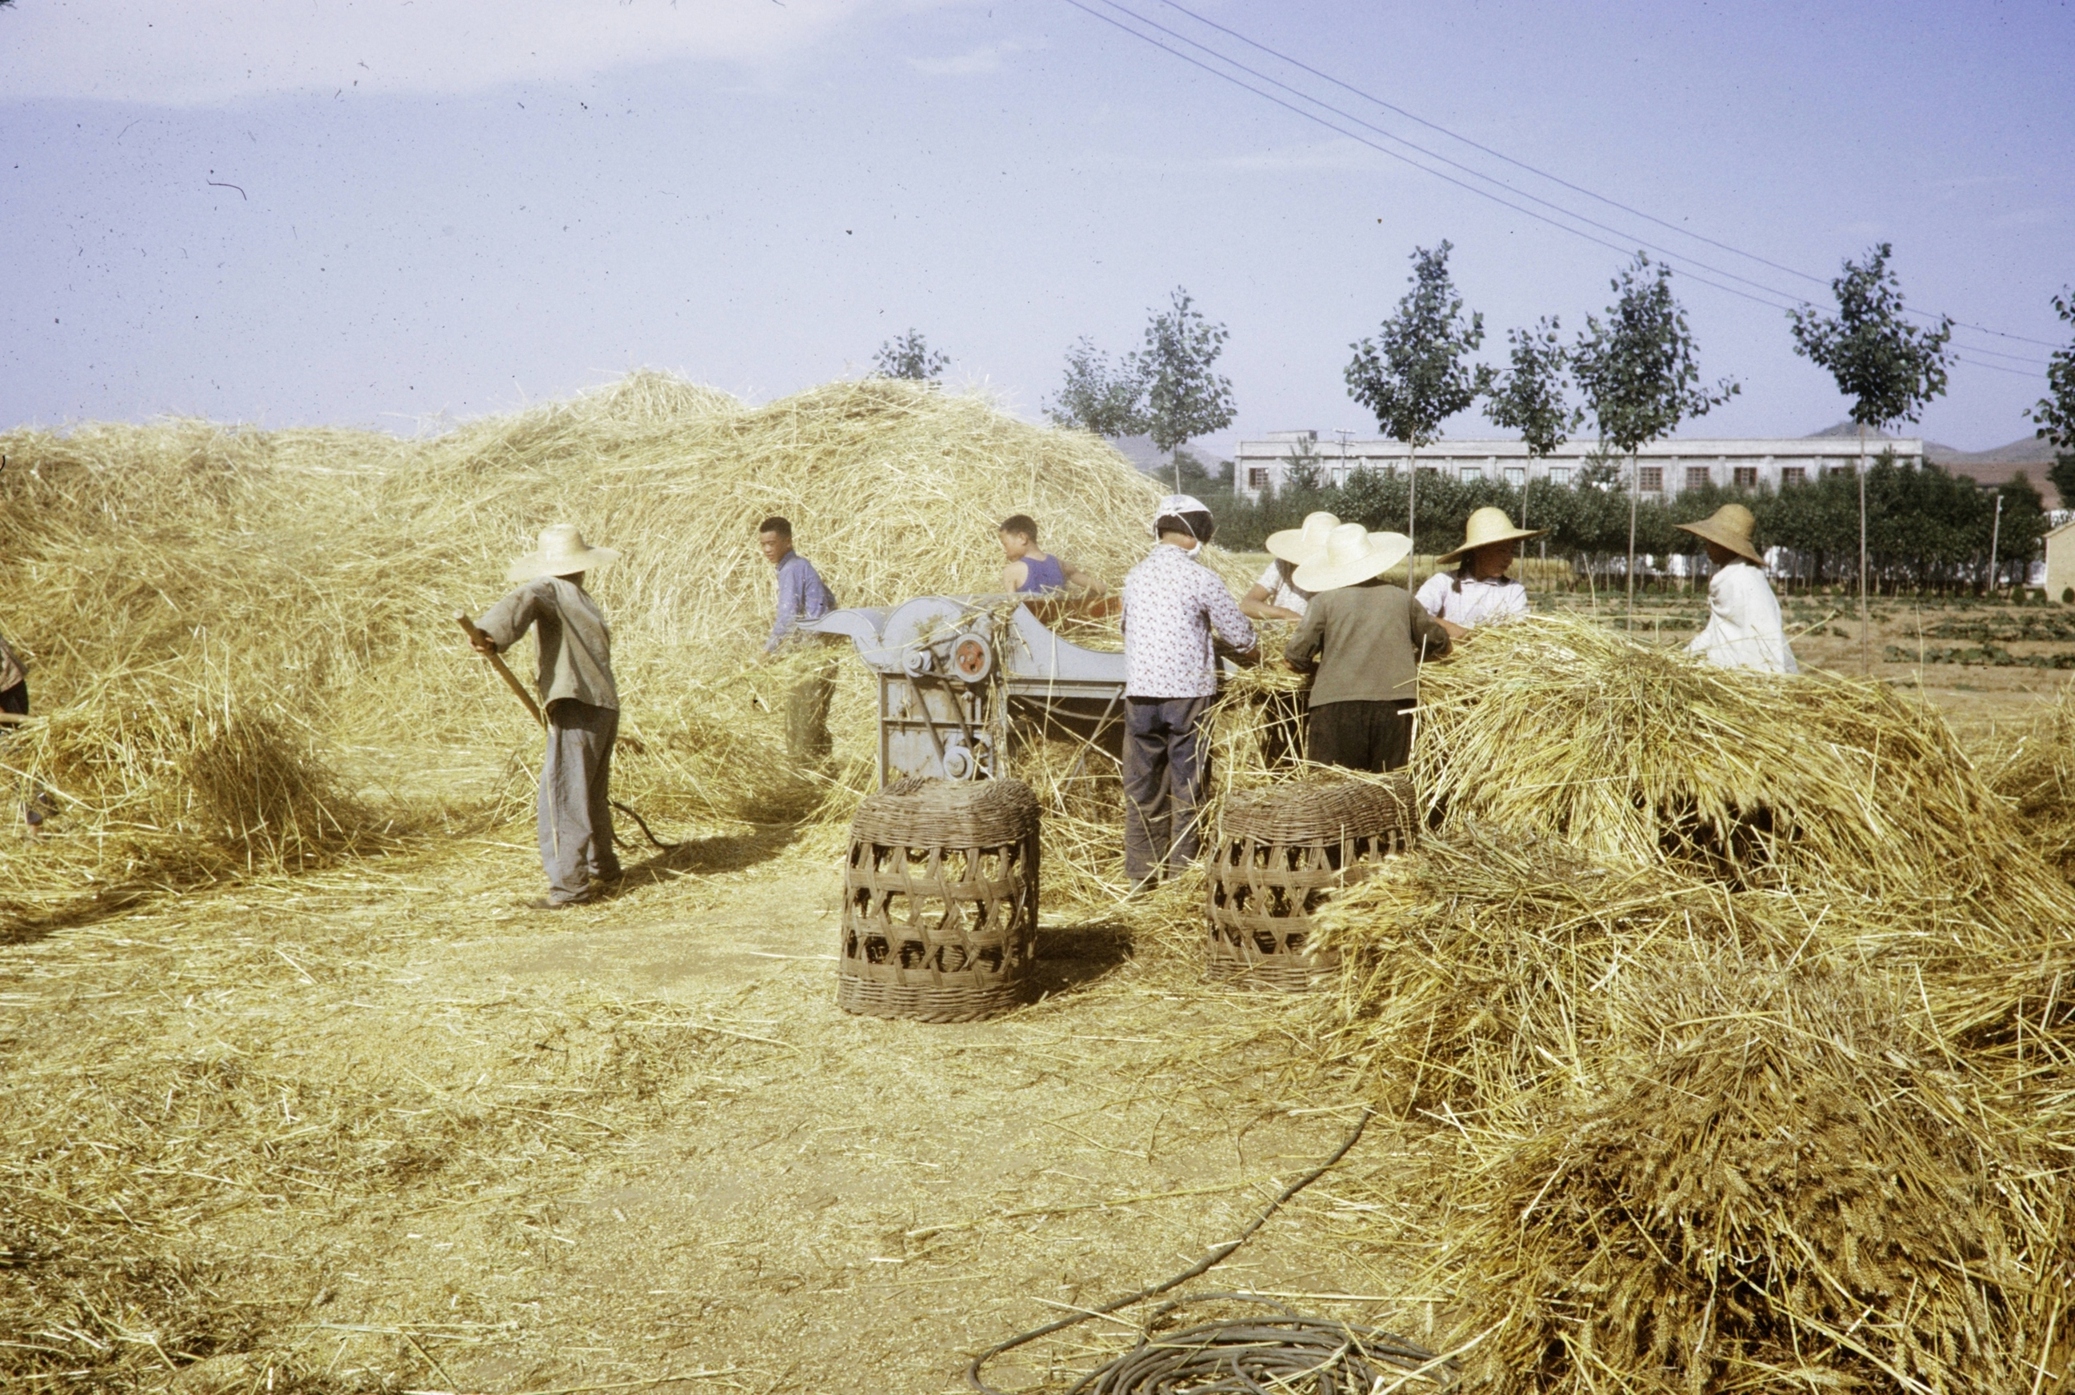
left=540, top=700, right=620, bottom=905
left=1122, top=694, right=1213, bottom=887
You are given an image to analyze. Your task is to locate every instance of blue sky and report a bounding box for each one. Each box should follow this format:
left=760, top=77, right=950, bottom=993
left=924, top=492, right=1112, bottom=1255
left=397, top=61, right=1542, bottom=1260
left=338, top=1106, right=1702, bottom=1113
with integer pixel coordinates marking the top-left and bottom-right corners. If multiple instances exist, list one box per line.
left=2, top=0, right=2069, bottom=455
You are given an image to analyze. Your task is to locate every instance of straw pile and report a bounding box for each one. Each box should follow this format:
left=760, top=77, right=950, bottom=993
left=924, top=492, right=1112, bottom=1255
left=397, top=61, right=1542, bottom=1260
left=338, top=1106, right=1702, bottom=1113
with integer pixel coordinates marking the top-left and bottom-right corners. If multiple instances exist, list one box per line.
left=1309, top=618, right=2075, bottom=1395
left=0, top=372, right=1174, bottom=926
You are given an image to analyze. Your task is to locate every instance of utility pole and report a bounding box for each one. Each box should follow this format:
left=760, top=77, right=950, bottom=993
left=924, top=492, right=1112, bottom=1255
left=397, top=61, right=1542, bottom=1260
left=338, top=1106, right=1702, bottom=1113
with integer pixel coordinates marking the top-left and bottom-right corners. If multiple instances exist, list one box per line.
left=1988, top=492, right=2005, bottom=599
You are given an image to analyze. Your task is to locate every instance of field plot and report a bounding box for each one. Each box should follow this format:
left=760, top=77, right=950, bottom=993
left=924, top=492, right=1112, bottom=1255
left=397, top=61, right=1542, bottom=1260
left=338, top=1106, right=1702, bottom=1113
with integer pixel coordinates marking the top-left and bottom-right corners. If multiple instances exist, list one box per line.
left=5, top=378, right=2074, bottom=1394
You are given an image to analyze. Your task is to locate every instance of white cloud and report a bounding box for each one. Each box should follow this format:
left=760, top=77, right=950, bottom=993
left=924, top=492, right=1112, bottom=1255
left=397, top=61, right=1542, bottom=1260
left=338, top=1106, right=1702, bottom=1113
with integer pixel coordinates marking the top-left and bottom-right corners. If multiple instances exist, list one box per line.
left=906, top=39, right=1025, bottom=75
left=0, top=0, right=900, bottom=106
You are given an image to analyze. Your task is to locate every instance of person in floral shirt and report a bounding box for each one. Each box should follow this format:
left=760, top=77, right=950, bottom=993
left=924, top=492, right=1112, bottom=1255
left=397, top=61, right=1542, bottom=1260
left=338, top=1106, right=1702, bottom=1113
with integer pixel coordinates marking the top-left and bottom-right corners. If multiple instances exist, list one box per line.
left=1119, top=495, right=1257, bottom=889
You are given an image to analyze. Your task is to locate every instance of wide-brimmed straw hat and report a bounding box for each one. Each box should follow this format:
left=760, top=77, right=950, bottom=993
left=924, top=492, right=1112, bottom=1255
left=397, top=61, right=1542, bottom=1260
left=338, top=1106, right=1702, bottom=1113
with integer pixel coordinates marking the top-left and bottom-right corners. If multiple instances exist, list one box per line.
left=1291, top=524, right=1414, bottom=593
left=1435, top=506, right=1547, bottom=566
left=1676, top=503, right=1764, bottom=565
left=506, top=523, right=620, bottom=583
left=1264, top=511, right=1341, bottom=565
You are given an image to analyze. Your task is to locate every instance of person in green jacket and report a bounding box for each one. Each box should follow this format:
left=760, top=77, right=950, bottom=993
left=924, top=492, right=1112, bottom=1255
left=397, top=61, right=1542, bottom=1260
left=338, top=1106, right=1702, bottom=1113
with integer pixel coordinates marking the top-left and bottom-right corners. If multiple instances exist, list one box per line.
left=1283, top=524, right=1451, bottom=772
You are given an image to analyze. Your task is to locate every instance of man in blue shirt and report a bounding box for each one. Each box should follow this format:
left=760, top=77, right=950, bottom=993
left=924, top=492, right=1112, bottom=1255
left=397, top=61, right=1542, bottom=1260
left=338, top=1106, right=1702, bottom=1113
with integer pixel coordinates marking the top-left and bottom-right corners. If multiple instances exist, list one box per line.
left=761, top=516, right=836, bottom=653
left=759, top=516, right=839, bottom=764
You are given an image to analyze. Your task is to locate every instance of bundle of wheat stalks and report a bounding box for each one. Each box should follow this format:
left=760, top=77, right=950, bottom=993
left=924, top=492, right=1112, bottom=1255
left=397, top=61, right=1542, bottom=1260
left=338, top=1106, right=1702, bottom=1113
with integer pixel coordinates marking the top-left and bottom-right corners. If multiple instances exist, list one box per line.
left=1312, top=617, right=2075, bottom=1394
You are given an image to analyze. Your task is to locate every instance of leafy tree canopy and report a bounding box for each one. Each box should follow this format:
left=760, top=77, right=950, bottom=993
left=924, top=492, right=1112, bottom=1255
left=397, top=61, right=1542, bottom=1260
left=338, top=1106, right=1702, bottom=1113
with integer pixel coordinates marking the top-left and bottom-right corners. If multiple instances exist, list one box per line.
left=872, top=329, right=948, bottom=382
left=1789, top=242, right=1953, bottom=429
left=1573, top=253, right=1738, bottom=456
left=1485, top=315, right=1576, bottom=458
left=1345, top=240, right=1490, bottom=448
left=2026, top=288, right=2075, bottom=505
left=1045, top=338, right=1148, bottom=438
left=1136, top=287, right=1237, bottom=454
left=1045, top=287, right=1235, bottom=453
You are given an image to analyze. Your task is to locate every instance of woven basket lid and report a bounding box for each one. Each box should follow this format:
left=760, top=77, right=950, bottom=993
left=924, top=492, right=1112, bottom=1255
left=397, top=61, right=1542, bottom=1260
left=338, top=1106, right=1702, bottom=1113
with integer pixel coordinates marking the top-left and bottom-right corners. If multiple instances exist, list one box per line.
left=1221, top=775, right=1414, bottom=845
left=851, top=776, right=1040, bottom=847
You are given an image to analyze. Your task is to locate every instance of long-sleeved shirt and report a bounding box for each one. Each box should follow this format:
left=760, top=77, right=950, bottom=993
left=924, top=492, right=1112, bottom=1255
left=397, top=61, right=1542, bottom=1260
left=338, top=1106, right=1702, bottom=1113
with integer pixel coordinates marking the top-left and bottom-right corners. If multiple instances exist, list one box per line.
left=1285, top=582, right=1451, bottom=706
left=1688, top=561, right=1798, bottom=674
left=768, top=550, right=836, bottom=652
left=1414, top=569, right=1529, bottom=629
left=477, top=576, right=619, bottom=711
left=1121, top=543, right=1258, bottom=698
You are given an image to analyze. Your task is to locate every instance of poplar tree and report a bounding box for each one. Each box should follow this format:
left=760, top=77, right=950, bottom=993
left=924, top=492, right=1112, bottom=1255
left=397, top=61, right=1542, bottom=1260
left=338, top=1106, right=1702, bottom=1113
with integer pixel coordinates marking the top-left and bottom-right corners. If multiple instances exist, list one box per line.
left=1345, top=241, right=1490, bottom=577
left=1572, top=253, right=1738, bottom=629
left=1485, top=316, right=1576, bottom=570
left=1790, top=242, right=1952, bottom=670
left=2028, top=288, right=2075, bottom=509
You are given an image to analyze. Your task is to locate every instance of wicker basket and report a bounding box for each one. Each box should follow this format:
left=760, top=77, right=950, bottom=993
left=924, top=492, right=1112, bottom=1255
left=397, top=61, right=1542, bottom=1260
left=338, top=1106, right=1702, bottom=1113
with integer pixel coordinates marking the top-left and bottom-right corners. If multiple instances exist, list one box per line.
left=1206, top=776, right=1415, bottom=991
left=839, top=777, right=1040, bottom=1022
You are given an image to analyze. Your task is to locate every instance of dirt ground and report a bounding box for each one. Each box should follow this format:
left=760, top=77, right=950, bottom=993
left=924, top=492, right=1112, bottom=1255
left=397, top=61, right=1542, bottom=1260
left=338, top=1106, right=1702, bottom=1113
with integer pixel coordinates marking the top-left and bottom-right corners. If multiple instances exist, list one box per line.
left=6, top=589, right=2069, bottom=1395
left=2, top=819, right=1440, bottom=1394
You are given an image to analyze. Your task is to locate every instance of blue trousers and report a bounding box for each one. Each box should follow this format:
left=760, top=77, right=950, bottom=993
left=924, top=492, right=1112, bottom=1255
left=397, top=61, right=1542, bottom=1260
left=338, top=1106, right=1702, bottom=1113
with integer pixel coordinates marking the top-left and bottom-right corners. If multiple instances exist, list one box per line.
left=540, top=700, right=620, bottom=904
left=1122, top=694, right=1212, bottom=887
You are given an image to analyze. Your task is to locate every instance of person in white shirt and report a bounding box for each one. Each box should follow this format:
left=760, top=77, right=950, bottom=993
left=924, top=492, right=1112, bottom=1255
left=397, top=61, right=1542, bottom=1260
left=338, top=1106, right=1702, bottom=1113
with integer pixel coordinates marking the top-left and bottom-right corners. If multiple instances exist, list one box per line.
left=1120, top=495, right=1259, bottom=889
left=1415, top=506, right=1544, bottom=640
left=1241, top=511, right=1339, bottom=620
left=1676, top=504, right=1798, bottom=674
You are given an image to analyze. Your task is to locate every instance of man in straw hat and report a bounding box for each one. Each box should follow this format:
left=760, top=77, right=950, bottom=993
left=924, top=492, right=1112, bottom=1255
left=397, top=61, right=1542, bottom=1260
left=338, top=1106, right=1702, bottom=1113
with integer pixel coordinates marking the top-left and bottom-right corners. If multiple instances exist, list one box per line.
left=1286, top=524, right=1451, bottom=773
left=1677, top=503, right=1798, bottom=674
left=1240, top=510, right=1339, bottom=621
left=1120, top=494, right=1258, bottom=890
left=470, top=524, right=623, bottom=908
left=1415, top=506, right=1543, bottom=640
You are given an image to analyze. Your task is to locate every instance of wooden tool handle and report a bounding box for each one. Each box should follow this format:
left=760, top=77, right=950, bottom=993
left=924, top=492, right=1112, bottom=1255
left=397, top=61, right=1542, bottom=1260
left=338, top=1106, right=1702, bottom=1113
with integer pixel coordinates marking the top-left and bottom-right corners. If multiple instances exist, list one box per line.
left=455, top=610, right=547, bottom=729
left=0, top=711, right=27, bottom=726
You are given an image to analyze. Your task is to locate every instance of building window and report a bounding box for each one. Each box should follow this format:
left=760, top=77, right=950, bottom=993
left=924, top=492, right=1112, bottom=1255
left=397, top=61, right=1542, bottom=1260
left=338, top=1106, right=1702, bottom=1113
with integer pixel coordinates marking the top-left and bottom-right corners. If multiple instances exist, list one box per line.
left=1685, top=465, right=1711, bottom=490
left=1548, top=466, right=1572, bottom=486
left=1733, top=465, right=1758, bottom=489
left=1781, top=466, right=1806, bottom=487
left=1460, top=465, right=1483, bottom=484
left=1827, top=463, right=1856, bottom=477
left=1638, top=466, right=1664, bottom=493
left=1247, top=466, right=1270, bottom=491
left=1504, top=466, right=1527, bottom=487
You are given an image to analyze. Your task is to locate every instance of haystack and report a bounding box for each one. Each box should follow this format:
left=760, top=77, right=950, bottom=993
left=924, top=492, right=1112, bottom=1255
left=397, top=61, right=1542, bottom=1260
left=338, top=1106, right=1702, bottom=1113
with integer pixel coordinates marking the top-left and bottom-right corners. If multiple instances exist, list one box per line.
left=1309, top=619, right=2075, bottom=1395
left=0, top=372, right=1174, bottom=924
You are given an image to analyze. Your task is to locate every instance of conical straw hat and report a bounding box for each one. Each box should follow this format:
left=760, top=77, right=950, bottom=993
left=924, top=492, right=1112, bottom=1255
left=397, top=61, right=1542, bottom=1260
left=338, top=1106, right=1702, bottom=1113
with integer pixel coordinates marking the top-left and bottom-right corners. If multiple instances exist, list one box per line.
left=506, top=524, right=621, bottom=583
left=1675, top=504, right=1764, bottom=565
left=1264, top=511, right=1342, bottom=565
left=1435, top=506, right=1547, bottom=566
left=1291, top=524, right=1414, bottom=593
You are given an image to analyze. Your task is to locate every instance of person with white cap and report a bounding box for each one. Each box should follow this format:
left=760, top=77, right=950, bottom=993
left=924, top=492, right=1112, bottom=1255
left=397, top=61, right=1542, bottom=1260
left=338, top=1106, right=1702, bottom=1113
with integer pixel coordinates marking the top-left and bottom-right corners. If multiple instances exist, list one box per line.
left=470, top=524, right=623, bottom=908
left=1120, top=494, right=1258, bottom=889
left=1285, top=524, right=1452, bottom=772
left=1677, top=504, right=1798, bottom=674
left=1240, top=510, right=1339, bottom=621
left=1414, top=506, right=1544, bottom=641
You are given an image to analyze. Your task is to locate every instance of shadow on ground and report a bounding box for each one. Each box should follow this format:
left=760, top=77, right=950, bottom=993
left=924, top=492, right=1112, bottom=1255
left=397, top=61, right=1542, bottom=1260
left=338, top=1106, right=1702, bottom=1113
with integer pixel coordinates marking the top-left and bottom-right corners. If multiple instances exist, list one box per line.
left=614, top=821, right=805, bottom=889
left=1029, top=919, right=1136, bottom=1000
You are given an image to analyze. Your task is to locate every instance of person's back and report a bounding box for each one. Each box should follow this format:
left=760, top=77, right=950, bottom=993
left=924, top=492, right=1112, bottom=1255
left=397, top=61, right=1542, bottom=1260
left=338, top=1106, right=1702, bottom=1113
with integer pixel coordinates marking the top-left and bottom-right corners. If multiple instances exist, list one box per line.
left=1017, top=552, right=1069, bottom=594
left=1294, top=582, right=1441, bottom=706
left=1283, top=525, right=1446, bottom=773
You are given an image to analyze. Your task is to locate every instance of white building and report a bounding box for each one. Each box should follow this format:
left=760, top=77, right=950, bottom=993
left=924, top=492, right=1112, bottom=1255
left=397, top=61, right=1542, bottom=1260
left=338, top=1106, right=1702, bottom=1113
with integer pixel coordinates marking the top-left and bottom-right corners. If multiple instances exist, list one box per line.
left=1233, top=432, right=1926, bottom=500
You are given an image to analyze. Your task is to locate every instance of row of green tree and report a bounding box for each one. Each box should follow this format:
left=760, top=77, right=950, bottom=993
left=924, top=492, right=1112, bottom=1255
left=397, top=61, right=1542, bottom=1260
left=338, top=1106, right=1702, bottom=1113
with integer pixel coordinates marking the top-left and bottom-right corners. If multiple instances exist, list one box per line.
left=1179, top=449, right=2047, bottom=595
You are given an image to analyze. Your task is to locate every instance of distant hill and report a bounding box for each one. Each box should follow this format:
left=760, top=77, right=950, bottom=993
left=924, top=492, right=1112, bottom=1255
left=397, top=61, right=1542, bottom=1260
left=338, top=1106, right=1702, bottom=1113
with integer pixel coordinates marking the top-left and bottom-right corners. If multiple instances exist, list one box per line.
left=1805, top=421, right=2061, bottom=504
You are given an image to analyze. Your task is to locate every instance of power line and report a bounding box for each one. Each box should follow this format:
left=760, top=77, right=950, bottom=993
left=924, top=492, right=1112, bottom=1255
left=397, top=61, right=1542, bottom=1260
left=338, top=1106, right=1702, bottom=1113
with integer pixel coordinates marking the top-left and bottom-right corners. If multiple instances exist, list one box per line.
left=1056, top=0, right=1805, bottom=319
left=1088, top=0, right=1819, bottom=309
left=1090, top=0, right=2064, bottom=359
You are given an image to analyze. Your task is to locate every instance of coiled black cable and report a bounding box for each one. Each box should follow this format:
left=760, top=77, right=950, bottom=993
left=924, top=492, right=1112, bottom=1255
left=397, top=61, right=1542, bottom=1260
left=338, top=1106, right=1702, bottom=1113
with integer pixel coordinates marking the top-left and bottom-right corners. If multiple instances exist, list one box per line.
left=1065, top=1294, right=1452, bottom=1394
